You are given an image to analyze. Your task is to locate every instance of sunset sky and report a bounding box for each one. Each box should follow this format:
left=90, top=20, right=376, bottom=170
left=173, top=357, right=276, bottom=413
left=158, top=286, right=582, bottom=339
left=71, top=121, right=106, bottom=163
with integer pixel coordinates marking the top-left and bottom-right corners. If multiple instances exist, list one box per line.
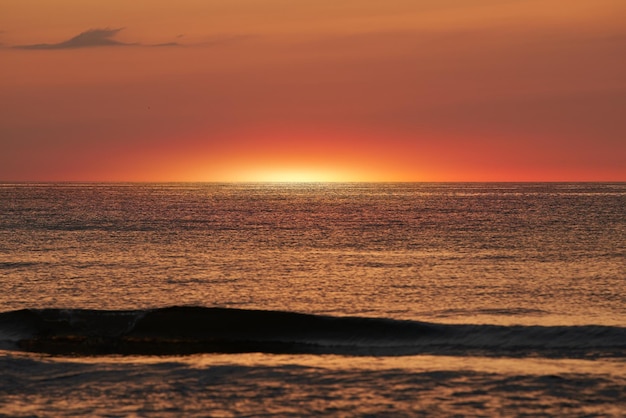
left=1, top=0, right=625, bottom=182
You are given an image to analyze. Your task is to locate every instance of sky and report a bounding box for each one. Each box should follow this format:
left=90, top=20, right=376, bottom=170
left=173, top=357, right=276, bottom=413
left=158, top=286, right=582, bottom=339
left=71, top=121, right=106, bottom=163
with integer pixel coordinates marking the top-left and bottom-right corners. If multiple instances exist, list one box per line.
left=1, top=0, right=625, bottom=182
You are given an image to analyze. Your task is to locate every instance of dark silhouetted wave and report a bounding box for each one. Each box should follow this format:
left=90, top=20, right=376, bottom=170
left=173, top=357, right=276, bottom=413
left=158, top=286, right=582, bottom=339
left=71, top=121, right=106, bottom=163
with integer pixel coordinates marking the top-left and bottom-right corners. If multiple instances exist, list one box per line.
left=1, top=307, right=624, bottom=357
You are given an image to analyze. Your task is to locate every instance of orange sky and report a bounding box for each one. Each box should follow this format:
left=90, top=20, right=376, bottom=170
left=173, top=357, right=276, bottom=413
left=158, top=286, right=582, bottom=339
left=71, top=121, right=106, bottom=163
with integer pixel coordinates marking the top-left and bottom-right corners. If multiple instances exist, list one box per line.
left=1, top=0, right=625, bottom=181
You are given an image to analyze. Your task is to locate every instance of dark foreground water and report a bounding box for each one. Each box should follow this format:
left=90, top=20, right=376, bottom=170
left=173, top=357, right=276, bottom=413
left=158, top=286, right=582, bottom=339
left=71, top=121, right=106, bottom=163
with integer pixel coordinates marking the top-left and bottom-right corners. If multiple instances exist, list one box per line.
left=0, top=183, right=625, bottom=416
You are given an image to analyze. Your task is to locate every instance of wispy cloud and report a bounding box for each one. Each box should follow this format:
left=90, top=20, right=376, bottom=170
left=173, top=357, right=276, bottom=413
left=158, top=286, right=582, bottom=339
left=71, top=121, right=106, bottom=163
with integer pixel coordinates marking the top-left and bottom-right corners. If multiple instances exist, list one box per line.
left=14, top=28, right=131, bottom=50
left=10, top=28, right=255, bottom=50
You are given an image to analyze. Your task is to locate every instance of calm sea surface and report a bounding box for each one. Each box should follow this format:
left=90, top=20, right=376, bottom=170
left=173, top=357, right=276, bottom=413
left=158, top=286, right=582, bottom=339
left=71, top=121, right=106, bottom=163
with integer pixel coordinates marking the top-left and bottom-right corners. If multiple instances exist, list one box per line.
left=1, top=183, right=625, bottom=416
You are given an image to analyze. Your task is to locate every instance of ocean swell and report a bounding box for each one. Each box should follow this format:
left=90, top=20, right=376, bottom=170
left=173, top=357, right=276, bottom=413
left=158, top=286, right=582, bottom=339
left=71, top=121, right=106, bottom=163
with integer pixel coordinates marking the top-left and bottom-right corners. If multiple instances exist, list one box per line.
left=1, top=306, right=624, bottom=358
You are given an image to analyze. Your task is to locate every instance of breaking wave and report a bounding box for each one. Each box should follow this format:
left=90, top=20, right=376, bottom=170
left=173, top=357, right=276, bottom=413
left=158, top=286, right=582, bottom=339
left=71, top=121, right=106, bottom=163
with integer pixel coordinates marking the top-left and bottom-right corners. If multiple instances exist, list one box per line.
left=1, top=306, right=624, bottom=358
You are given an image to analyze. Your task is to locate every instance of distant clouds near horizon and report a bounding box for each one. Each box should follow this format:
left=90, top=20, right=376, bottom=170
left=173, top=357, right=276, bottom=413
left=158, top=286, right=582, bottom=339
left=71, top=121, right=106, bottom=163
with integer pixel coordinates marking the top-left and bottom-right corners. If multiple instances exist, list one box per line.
left=1, top=0, right=625, bottom=181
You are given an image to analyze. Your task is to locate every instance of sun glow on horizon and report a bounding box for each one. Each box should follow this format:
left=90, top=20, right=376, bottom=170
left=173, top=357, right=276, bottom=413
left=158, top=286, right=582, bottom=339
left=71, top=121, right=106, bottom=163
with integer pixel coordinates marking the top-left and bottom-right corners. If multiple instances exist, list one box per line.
left=226, top=167, right=360, bottom=183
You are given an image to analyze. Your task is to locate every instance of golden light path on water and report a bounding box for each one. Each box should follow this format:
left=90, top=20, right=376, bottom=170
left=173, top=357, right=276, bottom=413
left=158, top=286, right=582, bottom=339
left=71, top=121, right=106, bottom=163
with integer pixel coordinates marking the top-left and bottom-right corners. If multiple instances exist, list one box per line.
left=1, top=183, right=624, bottom=416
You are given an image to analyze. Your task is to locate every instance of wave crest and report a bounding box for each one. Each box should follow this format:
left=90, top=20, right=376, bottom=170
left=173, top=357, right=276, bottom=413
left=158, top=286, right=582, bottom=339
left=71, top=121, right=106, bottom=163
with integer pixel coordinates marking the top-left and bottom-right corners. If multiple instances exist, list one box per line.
left=1, top=307, right=624, bottom=358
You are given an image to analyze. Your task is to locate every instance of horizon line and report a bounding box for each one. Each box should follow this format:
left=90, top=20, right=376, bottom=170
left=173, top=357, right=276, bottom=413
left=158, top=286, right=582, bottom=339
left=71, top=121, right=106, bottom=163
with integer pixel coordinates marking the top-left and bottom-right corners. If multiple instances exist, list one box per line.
left=1, top=180, right=625, bottom=185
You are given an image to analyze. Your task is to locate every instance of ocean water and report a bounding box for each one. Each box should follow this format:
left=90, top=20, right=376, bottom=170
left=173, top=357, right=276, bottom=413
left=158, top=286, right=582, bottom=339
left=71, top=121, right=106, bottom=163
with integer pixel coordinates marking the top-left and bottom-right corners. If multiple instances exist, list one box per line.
left=0, top=182, right=624, bottom=416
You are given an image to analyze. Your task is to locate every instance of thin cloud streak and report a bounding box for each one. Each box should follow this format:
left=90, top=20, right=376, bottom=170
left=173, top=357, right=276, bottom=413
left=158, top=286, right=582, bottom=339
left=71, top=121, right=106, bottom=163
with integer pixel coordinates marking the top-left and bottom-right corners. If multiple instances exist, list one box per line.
left=11, top=28, right=252, bottom=50
left=14, top=28, right=132, bottom=50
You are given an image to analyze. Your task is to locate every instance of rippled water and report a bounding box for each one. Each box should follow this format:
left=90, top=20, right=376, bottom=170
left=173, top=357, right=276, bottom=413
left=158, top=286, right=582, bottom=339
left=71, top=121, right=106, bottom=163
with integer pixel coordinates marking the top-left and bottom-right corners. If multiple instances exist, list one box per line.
left=2, top=353, right=625, bottom=417
left=1, top=183, right=625, bottom=416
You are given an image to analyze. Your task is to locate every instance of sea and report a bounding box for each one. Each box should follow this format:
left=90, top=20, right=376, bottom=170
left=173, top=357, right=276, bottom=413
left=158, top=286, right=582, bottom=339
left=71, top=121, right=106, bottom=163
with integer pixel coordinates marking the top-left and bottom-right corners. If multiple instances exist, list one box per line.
left=0, top=182, right=624, bottom=417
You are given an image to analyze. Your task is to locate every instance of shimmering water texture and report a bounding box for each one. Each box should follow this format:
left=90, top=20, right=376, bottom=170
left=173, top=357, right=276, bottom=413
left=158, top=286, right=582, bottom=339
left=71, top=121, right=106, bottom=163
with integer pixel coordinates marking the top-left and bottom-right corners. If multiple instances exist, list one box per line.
left=1, top=183, right=625, bottom=416
left=1, top=353, right=625, bottom=417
